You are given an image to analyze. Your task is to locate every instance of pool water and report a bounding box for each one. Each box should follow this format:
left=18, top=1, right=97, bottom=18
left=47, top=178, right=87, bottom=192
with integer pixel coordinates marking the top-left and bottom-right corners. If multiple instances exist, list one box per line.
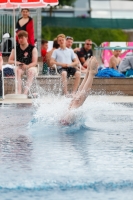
left=0, top=96, right=133, bottom=200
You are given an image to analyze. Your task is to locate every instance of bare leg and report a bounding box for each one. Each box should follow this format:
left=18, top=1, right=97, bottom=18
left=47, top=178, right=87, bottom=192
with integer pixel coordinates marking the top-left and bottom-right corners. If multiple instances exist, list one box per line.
left=69, top=57, right=98, bottom=110
left=23, top=69, right=36, bottom=95
left=17, top=67, right=24, bottom=94
left=78, top=57, right=92, bottom=92
left=61, top=71, right=68, bottom=95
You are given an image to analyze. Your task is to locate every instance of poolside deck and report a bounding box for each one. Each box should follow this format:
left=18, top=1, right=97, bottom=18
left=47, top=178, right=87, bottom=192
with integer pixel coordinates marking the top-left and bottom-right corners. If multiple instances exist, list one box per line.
left=1, top=95, right=133, bottom=104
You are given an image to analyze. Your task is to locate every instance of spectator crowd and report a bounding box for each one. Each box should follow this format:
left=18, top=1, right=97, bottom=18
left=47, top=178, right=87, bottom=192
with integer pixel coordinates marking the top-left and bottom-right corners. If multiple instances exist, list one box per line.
left=1, top=8, right=133, bottom=99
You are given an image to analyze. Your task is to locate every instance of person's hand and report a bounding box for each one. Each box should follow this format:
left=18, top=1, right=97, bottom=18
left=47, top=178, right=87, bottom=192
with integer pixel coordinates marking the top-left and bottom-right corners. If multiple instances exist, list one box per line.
left=83, top=63, right=87, bottom=69
left=74, top=47, right=80, bottom=52
left=21, top=64, right=28, bottom=70
left=17, top=61, right=22, bottom=66
left=62, top=63, right=69, bottom=68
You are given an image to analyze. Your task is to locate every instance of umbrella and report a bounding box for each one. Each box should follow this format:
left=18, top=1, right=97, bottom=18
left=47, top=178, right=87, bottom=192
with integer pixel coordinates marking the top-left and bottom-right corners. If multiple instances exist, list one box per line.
left=0, top=0, right=58, bottom=99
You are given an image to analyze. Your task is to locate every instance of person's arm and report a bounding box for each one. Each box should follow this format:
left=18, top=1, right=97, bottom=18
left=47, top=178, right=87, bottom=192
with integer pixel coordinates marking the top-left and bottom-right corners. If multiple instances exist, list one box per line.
left=8, top=49, right=21, bottom=65
left=79, top=57, right=86, bottom=65
left=67, top=50, right=79, bottom=67
left=73, top=47, right=80, bottom=53
left=77, top=51, right=86, bottom=65
left=67, top=58, right=79, bottom=67
left=50, top=57, right=68, bottom=68
left=45, top=51, right=53, bottom=67
left=26, top=19, right=35, bottom=45
left=50, top=50, right=67, bottom=68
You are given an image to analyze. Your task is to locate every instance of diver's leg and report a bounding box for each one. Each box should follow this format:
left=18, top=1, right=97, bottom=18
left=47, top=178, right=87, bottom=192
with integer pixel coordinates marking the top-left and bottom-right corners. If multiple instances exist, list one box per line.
left=69, top=57, right=98, bottom=109
left=78, top=57, right=92, bottom=92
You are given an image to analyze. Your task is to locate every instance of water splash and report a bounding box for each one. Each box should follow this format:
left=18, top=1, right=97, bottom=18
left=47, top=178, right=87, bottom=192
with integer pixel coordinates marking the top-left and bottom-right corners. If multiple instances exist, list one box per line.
left=29, top=94, right=133, bottom=134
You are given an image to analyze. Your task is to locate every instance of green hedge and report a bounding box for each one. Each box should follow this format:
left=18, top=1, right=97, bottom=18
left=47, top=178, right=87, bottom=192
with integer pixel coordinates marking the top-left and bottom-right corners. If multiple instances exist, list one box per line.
left=42, top=26, right=128, bottom=46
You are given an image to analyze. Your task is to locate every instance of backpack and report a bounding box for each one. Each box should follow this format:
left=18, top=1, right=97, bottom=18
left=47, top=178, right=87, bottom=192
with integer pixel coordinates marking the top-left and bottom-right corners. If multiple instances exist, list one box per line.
left=3, top=67, right=15, bottom=77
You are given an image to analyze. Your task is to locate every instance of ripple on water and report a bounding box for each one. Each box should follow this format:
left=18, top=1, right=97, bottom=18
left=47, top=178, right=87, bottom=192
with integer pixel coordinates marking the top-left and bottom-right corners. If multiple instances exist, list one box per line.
left=0, top=97, right=133, bottom=200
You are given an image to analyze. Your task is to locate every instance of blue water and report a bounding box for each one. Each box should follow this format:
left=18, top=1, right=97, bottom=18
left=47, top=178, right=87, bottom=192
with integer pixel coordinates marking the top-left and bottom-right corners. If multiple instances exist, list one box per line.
left=0, top=96, right=133, bottom=200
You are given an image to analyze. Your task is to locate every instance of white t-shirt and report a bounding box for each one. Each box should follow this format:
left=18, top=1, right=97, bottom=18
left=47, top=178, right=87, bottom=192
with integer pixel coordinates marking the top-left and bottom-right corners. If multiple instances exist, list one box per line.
left=51, top=47, right=76, bottom=68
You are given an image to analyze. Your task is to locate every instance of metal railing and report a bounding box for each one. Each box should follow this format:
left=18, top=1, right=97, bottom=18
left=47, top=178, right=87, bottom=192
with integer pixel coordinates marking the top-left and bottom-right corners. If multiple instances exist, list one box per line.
left=0, top=40, right=98, bottom=56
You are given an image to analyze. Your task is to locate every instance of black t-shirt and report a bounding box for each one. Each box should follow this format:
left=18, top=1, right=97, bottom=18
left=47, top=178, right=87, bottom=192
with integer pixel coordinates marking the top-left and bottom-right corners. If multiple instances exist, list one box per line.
left=16, top=44, right=34, bottom=65
left=77, top=48, right=93, bottom=65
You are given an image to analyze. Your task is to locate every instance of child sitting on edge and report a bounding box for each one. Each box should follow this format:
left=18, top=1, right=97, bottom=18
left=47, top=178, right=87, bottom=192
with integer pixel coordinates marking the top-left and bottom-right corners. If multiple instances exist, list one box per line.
left=41, top=40, right=48, bottom=74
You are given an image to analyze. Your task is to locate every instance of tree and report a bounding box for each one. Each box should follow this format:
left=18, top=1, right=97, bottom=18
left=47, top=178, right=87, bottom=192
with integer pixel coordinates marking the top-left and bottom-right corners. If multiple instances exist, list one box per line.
left=47, top=0, right=76, bottom=17
left=58, top=0, right=76, bottom=6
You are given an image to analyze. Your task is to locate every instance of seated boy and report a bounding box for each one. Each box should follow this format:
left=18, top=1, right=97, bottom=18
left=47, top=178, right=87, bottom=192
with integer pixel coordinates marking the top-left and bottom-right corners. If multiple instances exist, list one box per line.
left=109, top=48, right=121, bottom=70
left=50, top=34, right=80, bottom=96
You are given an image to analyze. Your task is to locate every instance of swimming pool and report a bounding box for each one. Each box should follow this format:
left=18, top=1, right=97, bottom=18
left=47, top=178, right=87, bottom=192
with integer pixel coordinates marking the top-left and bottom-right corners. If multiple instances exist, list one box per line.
left=0, top=96, right=133, bottom=200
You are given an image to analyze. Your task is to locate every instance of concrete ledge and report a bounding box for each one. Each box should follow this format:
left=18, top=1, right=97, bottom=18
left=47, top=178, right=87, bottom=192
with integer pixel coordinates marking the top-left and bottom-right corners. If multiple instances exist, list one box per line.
left=1, top=95, right=133, bottom=104
left=3, top=75, right=133, bottom=96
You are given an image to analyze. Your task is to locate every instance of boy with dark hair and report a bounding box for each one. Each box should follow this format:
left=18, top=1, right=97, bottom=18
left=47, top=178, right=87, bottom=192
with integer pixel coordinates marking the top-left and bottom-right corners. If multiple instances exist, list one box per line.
left=8, top=30, right=38, bottom=95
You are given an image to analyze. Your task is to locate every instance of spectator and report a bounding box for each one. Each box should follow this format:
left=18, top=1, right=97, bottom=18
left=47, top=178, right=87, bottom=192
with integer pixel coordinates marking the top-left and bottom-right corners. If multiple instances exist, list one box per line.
left=66, top=36, right=80, bottom=53
left=66, top=36, right=87, bottom=73
left=118, top=52, right=133, bottom=75
left=41, top=40, right=48, bottom=74
left=66, top=36, right=74, bottom=49
left=77, top=39, right=93, bottom=68
left=8, top=30, right=38, bottom=96
left=109, top=48, right=121, bottom=70
left=16, top=8, right=35, bottom=45
left=50, top=33, right=80, bottom=96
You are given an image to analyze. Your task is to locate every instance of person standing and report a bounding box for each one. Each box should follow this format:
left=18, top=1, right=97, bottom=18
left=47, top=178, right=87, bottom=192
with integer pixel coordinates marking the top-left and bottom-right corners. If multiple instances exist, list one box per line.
left=16, top=8, right=35, bottom=45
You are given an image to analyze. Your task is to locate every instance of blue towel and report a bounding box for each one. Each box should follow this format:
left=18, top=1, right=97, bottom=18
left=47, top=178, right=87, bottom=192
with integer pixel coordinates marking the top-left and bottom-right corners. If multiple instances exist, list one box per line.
left=96, top=68, right=125, bottom=78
